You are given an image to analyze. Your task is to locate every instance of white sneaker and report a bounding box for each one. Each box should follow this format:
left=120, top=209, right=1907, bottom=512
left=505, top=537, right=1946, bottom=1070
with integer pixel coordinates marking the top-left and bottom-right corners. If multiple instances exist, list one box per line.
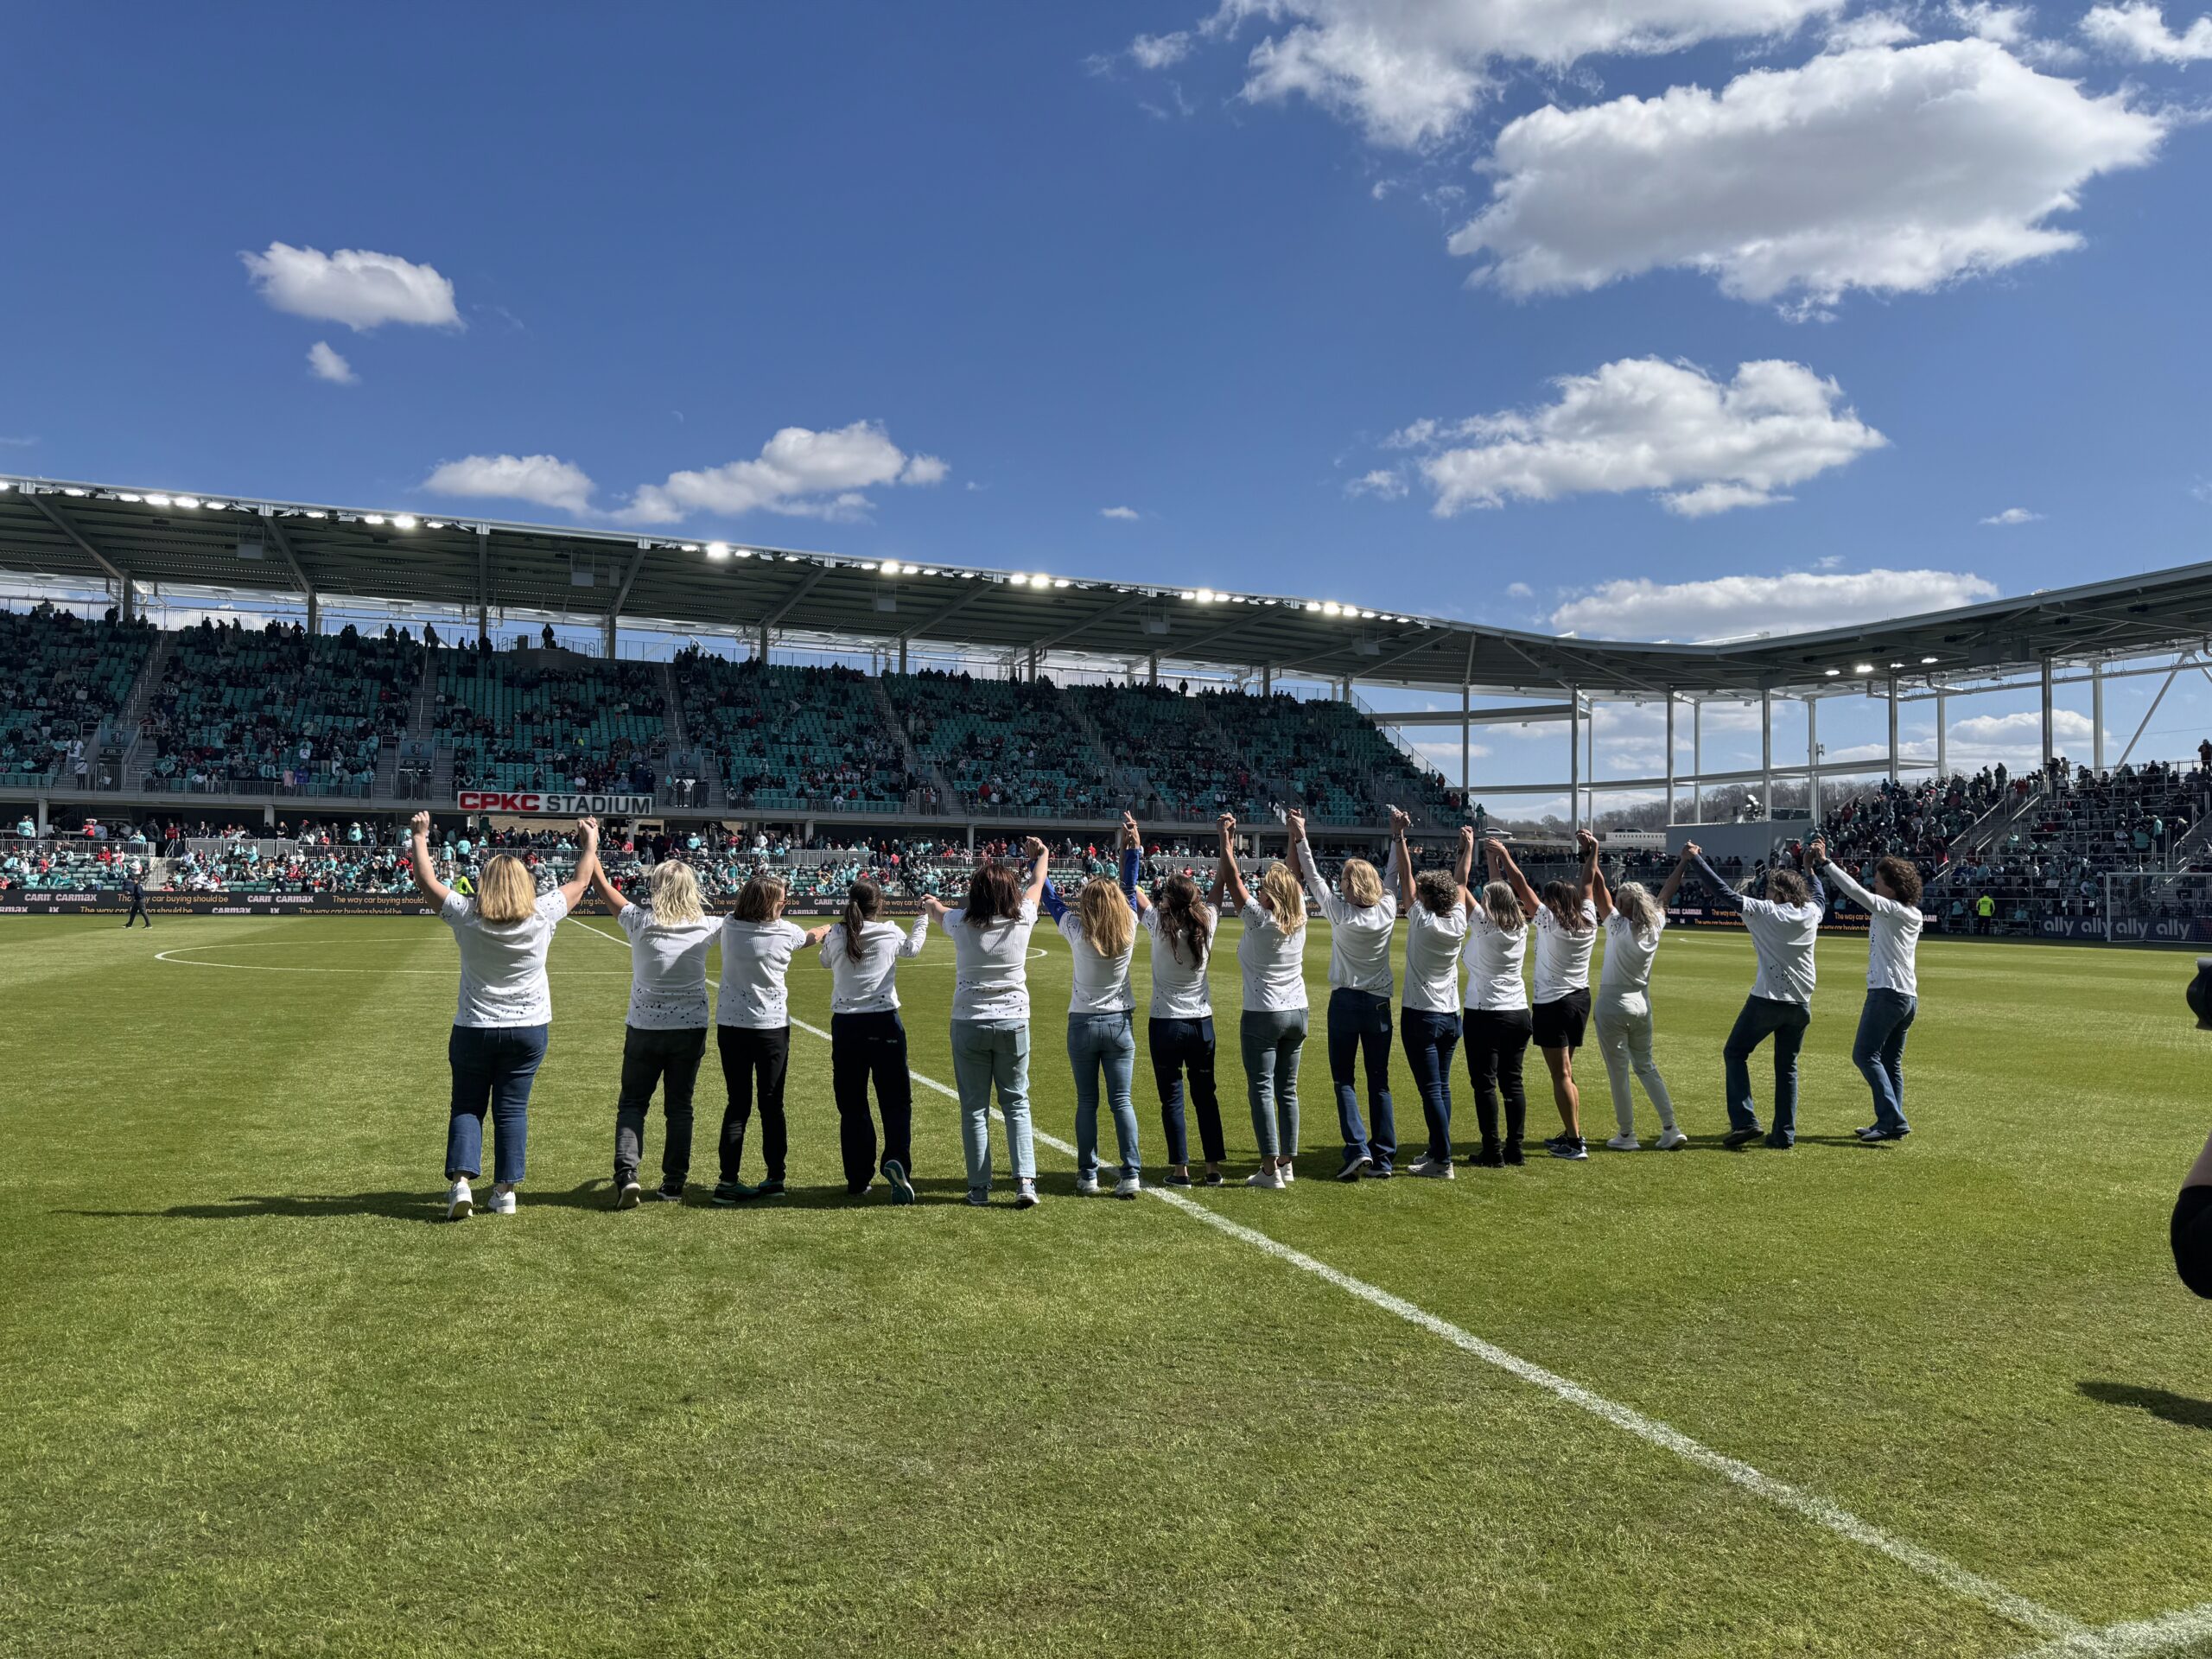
left=1606, top=1133, right=1642, bottom=1152
left=1113, top=1174, right=1141, bottom=1199
left=1656, top=1127, right=1690, bottom=1150
left=1075, top=1174, right=1102, bottom=1197
left=1014, top=1179, right=1040, bottom=1210
left=1244, top=1166, right=1285, bottom=1190
left=445, top=1178, right=474, bottom=1221
left=1408, top=1155, right=1456, bottom=1180
left=1279, top=1162, right=1295, bottom=1185
left=487, top=1185, right=518, bottom=1216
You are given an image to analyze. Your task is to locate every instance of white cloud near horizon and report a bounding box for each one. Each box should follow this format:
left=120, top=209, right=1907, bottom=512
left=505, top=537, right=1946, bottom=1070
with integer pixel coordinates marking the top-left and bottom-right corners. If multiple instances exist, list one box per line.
left=1981, top=505, right=2043, bottom=524
left=1345, top=468, right=1408, bottom=499
left=1100, top=505, right=1142, bottom=519
left=1449, top=40, right=2167, bottom=310
left=1549, top=567, right=2000, bottom=641
left=2082, top=2, right=2212, bottom=59
left=306, top=340, right=356, bottom=385
left=618, top=421, right=946, bottom=526
left=241, top=242, right=461, bottom=331
left=423, top=454, right=597, bottom=516
left=1395, top=357, right=1885, bottom=517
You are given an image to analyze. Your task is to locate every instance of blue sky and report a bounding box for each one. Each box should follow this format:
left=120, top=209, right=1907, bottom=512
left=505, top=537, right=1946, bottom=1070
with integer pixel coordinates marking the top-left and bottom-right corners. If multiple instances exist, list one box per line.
left=4, top=1, right=2210, bottom=795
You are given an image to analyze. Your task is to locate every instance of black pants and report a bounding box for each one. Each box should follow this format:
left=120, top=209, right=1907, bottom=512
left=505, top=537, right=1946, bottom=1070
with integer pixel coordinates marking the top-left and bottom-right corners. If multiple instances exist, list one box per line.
left=1464, top=1007, right=1533, bottom=1149
left=1151, top=1015, right=1224, bottom=1166
left=2175, top=1185, right=2212, bottom=1299
left=832, top=1010, right=912, bottom=1192
left=717, top=1024, right=791, bottom=1182
left=613, top=1024, right=708, bottom=1190
left=124, top=899, right=150, bottom=928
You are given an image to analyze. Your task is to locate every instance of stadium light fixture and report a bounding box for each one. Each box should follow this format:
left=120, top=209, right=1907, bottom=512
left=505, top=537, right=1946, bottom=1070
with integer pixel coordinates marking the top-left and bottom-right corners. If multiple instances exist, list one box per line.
left=1922, top=655, right=1939, bottom=664
left=303, top=510, right=327, bottom=518
left=705, top=542, right=731, bottom=560
left=364, top=514, right=385, bottom=525
left=143, top=493, right=171, bottom=506
left=1853, top=662, right=1874, bottom=674
left=174, top=496, right=200, bottom=508
left=204, top=500, right=232, bottom=511
left=62, top=486, right=86, bottom=497
left=1196, top=588, right=1217, bottom=603
left=116, top=493, right=141, bottom=503
left=1824, top=667, right=1841, bottom=677
left=1052, top=578, right=1070, bottom=588
left=425, top=520, right=447, bottom=530
left=734, top=548, right=754, bottom=559
left=391, top=515, right=418, bottom=531
left=1888, top=660, right=1904, bottom=669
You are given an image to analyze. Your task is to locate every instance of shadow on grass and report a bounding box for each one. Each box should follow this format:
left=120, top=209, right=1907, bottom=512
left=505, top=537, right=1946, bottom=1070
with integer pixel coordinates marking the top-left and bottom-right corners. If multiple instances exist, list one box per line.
left=2078, top=1380, right=2212, bottom=1431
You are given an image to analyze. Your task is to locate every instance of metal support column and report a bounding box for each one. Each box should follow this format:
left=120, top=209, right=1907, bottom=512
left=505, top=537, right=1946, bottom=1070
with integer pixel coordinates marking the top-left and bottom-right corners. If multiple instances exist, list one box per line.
left=2093, top=663, right=2105, bottom=772
left=758, top=620, right=770, bottom=664
left=1027, top=645, right=1039, bottom=682
left=1886, top=678, right=1899, bottom=785
left=899, top=636, right=908, bottom=675
left=1567, top=690, right=1581, bottom=833
left=1760, top=690, right=1773, bottom=819
left=475, top=528, right=490, bottom=645
left=1936, top=688, right=1948, bottom=777
left=1460, top=682, right=1471, bottom=792
left=1807, top=696, right=1821, bottom=824
left=1148, top=654, right=1159, bottom=687
left=1262, top=664, right=1273, bottom=696
left=602, top=613, right=617, bottom=661
left=1691, top=700, right=1703, bottom=824
left=2040, top=656, right=2055, bottom=768
left=1664, top=696, right=1677, bottom=823
left=306, top=593, right=319, bottom=635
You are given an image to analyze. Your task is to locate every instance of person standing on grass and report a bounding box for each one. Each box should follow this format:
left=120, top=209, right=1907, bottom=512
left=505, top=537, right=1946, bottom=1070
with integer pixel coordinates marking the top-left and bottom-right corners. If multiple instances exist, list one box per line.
left=1126, top=810, right=1225, bottom=1189
left=923, top=839, right=1049, bottom=1209
left=1683, top=841, right=1823, bottom=1149
left=1465, top=841, right=1535, bottom=1168
left=591, top=857, right=720, bottom=1208
left=1290, top=808, right=1399, bottom=1180
left=1217, top=812, right=1306, bottom=1189
left=1591, top=849, right=1689, bottom=1152
left=407, top=810, right=599, bottom=1221
left=1393, top=811, right=1470, bottom=1180
left=819, top=879, right=928, bottom=1204
left=713, top=874, right=832, bottom=1205
left=1491, top=833, right=1599, bottom=1160
left=1039, top=829, right=1143, bottom=1198
left=121, top=871, right=150, bottom=928
left=1808, top=836, right=1924, bottom=1144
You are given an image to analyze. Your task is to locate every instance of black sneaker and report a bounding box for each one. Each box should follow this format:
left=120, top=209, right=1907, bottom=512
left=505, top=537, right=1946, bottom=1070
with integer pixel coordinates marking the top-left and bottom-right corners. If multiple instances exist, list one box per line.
left=710, top=1180, right=750, bottom=1206
left=1337, top=1152, right=1371, bottom=1182
left=1202, top=1169, right=1225, bottom=1188
left=613, top=1178, right=642, bottom=1210
left=1470, top=1143, right=1504, bottom=1169
left=883, top=1159, right=917, bottom=1205
left=1501, top=1141, right=1524, bottom=1166
left=1762, top=1132, right=1794, bottom=1150
left=644, top=1185, right=685, bottom=1204
left=1856, top=1124, right=1910, bottom=1143
left=1368, top=1163, right=1395, bottom=1180
left=754, top=1175, right=787, bottom=1198
left=1166, top=1171, right=1195, bottom=1189
left=1548, top=1137, right=1589, bottom=1161
left=1720, top=1126, right=1763, bottom=1148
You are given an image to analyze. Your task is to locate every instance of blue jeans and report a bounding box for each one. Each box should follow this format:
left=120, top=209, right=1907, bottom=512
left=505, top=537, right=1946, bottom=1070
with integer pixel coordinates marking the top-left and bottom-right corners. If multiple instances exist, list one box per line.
left=1068, top=1012, right=1141, bottom=1179
left=1240, top=1008, right=1306, bottom=1158
left=1327, top=988, right=1396, bottom=1167
left=950, top=1019, right=1035, bottom=1188
left=1400, top=1007, right=1462, bottom=1162
left=1151, top=1015, right=1224, bottom=1166
left=1722, top=996, right=1811, bottom=1142
left=1852, top=988, right=1916, bottom=1134
left=447, top=1023, right=548, bottom=1184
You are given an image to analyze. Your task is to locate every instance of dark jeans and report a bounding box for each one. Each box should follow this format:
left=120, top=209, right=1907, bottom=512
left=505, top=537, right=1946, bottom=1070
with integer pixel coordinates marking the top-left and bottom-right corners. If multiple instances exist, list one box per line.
left=123, top=899, right=150, bottom=927
left=1464, top=1007, right=1532, bottom=1150
left=1327, top=988, right=1396, bottom=1167
left=446, top=1023, right=548, bottom=1184
left=1851, top=989, right=1916, bottom=1135
left=832, top=1010, right=912, bottom=1191
left=1723, top=995, right=1812, bottom=1141
left=1150, top=1015, right=1224, bottom=1166
left=717, top=1024, right=791, bottom=1182
left=1401, top=1007, right=1462, bottom=1161
left=614, top=1023, right=708, bottom=1190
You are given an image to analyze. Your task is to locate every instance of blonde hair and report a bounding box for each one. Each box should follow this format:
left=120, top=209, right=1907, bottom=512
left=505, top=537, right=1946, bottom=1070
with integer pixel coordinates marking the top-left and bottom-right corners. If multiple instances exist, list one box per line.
left=734, top=874, right=786, bottom=924
left=1074, top=876, right=1135, bottom=958
left=647, top=859, right=705, bottom=925
left=475, top=854, right=536, bottom=926
left=1258, top=861, right=1306, bottom=932
left=1339, top=856, right=1382, bottom=908
left=1479, top=878, right=1524, bottom=934
left=1612, top=880, right=1662, bottom=938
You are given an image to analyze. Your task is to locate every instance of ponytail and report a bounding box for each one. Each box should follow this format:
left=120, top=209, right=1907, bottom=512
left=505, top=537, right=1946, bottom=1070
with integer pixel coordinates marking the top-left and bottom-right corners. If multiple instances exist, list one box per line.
left=841, top=880, right=883, bottom=959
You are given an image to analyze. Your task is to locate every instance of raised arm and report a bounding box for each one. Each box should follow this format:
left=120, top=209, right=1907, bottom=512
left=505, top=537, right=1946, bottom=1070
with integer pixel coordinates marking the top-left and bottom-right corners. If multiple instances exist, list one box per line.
left=1216, top=813, right=1252, bottom=912
left=1452, top=824, right=1475, bottom=899
left=920, top=893, right=951, bottom=922
left=898, top=913, right=931, bottom=957
left=1389, top=808, right=1416, bottom=910
left=1681, top=840, right=1743, bottom=912
left=556, top=817, right=600, bottom=912
left=1656, top=847, right=1690, bottom=908
left=1590, top=849, right=1614, bottom=923
left=1573, top=829, right=1599, bottom=913
left=588, top=855, right=631, bottom=917
left=1289, top=809, right=1336, bottom=917
left=1807, top=836, right=1879, bottom=912
left=1021, top=836, right=1051, bottom=912
left=1487, top=838, right=1538, bottom=918
left=405, top=810, right=451, bottom=907
left=1120, top=812, right=1151, bottom=915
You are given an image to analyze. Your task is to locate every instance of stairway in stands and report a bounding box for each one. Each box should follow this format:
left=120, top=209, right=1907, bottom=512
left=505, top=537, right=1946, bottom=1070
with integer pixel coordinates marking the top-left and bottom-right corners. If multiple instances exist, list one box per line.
left=112, top=630, right=177, bottom=790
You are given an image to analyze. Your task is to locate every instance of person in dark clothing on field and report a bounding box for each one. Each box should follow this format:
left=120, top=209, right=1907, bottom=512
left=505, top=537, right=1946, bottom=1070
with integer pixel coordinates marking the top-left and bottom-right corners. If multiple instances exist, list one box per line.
left=2176, top=1129, right=2212, bottom=1298
left=122, top=874, right=150, bottom=928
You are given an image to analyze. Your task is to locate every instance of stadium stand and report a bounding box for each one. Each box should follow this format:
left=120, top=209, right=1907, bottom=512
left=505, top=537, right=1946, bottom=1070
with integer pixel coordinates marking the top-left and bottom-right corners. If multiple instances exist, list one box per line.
left=673, top=651, right=913, bottom=812
left=1066, top=682, right=1268, bottom=823
left=437, top=650, right=664, bottom=794
left=885, top=670, right=1114, bottom=818
left=0, top=607, right=155, bottom=787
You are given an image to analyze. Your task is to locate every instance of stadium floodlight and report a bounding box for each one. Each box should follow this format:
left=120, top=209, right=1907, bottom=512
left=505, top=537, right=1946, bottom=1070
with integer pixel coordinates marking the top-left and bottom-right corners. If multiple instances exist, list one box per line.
left=1824, top=667, right=1841, bottom=677
left=1321, top=602, right=1340, bottom=615
left=734, top=548, right=753, bottom=558
left=424, top=520, right=446, bottom=530
left=174, top=496, right=200, bottom=508
left=116, top=493, right=141, bottom=503
left=143, top=493, right=171, bottom=506
left=62, top=486, right=86, bottom=496
left=364, top=514, right=385, bottom=525
left=705, top=543, right=731, bottom=560
left=1052, top=578, right=1070, bottom=588
left=303, top=510, right=327, bottom=518
left=1196, top=588, right=1217, bottom=603
left=1853, top=662, right=1875, bottom=674
left=391, top=515, right=419, bottom=531
left=204, top=500, right=232, bottom=511
left=1922, top=655, right=1939, bottom=664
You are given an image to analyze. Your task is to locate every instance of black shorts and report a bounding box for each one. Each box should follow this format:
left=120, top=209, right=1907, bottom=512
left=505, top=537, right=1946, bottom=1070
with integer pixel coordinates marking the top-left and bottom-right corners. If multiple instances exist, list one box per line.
left=1531, top=990, right=1591, bottom=1052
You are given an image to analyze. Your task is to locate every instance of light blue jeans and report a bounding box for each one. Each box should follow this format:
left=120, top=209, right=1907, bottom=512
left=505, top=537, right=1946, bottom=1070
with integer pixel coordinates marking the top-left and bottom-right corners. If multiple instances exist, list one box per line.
left=1240, top=1007, right=1306, bottom=1158
left=951, top=1018, right=1036, bottom=1189
left=1068, top=1012, right=1141, bottom=1180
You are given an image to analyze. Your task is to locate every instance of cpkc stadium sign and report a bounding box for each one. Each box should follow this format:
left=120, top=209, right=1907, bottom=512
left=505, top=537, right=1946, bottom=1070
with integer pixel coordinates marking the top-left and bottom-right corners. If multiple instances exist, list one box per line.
left=454, top=791, right=656, bottom=816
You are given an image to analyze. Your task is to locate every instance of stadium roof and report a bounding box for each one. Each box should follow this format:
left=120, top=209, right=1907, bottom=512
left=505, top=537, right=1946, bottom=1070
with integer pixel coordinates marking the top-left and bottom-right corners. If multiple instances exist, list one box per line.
left=5, top=472, right=2211, bottom=698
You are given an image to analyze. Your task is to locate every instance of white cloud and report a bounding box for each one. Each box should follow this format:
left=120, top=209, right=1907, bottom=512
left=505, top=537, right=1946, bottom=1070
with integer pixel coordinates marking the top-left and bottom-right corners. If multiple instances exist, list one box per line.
left=1100, top=505, right=1142, bottom=520
left=1449, top=41, right=2167, bottom=309
left=1548, top=566, right=2000, bottom=641
left=618, top=421, right=944, bottom=526
left=423, top=454, right=596, bottom=516
left=1132, top=29, right=1194, bottom=68
left=2082, top=3, right=2212, bottom=60
left=1945, top=708, right=2101, bottom=766
left=1345, top=468, right=1408, bottom=499
left=1951, top=1, right=2031, bottom=43
left=306, top=340, right=357, bottom=385
left=1191, top=0, right=1847, bottom=147
left=1980, top=505, right=2043, bottom=524
left=240, top=242, right=461, bottom=332
left=1398, top=357, right=1885, bottom=517
left=1824, top=10, right=1919, bottom=48
left=1504, top=581, right=1535, bottom=598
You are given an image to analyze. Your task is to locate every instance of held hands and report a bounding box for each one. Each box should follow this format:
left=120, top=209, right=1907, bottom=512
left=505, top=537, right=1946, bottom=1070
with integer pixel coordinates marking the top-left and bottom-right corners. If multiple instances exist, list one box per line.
left=921, top=893, right=950, bottom=919
left=1021, top=835, right=1049, bottom=861
left=1121, top=811, right=1142, bottom=850
left=1389, top=806, right=1412, bottom=833
left=1807, top=836, right=1828, bottom=867
left=1217, top=812, right=1236, bottom=838
left=1481, top=837, right=1508, bottom=860
left=576, top=816, right=600, bottom=849
left=1458, top=824, right=1475, bottom=849
left=1285, top=807, right=1306, bottom=839
left=1681, top=841, right=1702, bottom=861
left=1575, top=829, right=1599, bottom=855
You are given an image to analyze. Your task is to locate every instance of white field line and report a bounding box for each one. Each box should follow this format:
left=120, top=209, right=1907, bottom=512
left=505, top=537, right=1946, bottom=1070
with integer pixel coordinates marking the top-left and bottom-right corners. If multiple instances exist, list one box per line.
left=576, top=919, right=2202, bottom=1651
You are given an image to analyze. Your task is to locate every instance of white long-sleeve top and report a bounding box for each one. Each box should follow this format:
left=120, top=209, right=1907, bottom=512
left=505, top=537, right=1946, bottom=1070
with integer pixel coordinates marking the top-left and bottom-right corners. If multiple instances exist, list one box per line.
left=819, top=915, right=930, bottom=1014
left=1142, top=904, right=1216, bottom=1020
left=1055, top=911, right=1137, bottom=1016
left=1298, top=837, right=1395, bottom=996
left=1235, top=899, right=1309, bottom=1013
left=1822, top=862, right=1921, bottom=997
left=1738, top=895, right=1823, bottom=1006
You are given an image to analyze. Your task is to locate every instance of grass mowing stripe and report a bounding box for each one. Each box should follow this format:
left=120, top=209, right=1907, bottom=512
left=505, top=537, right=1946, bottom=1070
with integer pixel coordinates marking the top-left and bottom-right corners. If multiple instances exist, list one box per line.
left=572, top=916, right=2086, bottom=1643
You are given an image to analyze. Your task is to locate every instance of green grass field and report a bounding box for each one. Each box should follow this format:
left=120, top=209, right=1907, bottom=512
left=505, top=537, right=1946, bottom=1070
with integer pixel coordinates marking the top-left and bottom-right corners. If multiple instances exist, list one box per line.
left=4, top=913, right=2210, bottom=1658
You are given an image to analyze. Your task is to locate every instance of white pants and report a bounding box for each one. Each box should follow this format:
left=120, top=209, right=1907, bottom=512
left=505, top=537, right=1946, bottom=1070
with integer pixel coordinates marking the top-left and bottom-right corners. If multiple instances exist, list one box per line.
left=1593, top=988, right=1675, bottom=1135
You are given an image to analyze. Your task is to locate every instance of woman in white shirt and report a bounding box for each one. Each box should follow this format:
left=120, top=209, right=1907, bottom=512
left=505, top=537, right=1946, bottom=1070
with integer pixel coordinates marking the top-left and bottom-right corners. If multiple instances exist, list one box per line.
left=592, top=856, right=721, bottom=1206
left=1393, top=813, right=1471, bottom=1180
left=1591, top=851, right=1689, bottom=1153
left=1041, top=833, right=1143, bottom=1198
left=1492, top=834, right=1599, bottom=1160
left=713, top=874, right=832, bottom=1205
left=405, top=810, right=600, bottom=1221
left=1463, top=845, right=1535, bottom=1167
left=923, top=840, right=1050, bottom=1209
left=1808, top=836, right=1924, bottom=1143
left=1218, top=813, right=1306, bottom=1189
left=1289, top=808, right=1398, bottom=1181
left=1684, top=842, right=1824, bottom=1149
left=1124, top=811, right=1224, bottom=1188
left=820, top=879, right=930, bottom=1203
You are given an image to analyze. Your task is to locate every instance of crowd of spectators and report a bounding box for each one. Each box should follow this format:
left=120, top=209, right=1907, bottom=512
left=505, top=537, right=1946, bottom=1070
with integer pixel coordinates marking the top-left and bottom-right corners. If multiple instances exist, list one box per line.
left=887, top=670, right=1114, bottom=817
left=674, top=652, right=913, bottom=811
left=1, top=606, right=156, bottom=786
left=438, top=652, right=663, bottom=794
